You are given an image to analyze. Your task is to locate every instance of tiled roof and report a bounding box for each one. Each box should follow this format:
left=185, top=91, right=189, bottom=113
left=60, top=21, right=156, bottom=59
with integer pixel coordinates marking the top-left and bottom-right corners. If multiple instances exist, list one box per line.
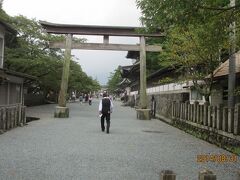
left=0, top=68, right=36, bottom=80
left=213, top=52, right=240, bottom=78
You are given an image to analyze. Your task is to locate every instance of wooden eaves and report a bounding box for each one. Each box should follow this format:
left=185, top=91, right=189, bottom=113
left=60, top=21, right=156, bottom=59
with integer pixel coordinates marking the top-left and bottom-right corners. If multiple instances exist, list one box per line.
left=0, top=20, right=17, bottom=34
left=0, top=68, right=36, bottom=81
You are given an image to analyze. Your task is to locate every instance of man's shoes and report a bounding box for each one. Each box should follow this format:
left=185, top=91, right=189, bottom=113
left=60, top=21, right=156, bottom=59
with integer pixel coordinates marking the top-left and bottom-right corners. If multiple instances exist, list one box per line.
left=102, top=127, right=105, bottom=132
left=106, top=129, right=109, bottom=134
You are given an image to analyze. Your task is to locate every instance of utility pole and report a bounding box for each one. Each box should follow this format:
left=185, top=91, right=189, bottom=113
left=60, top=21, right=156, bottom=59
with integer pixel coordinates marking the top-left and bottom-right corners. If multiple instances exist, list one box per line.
left=227, top=0, right=236, bottom=133
left=228, top=0, right=236, bottom=109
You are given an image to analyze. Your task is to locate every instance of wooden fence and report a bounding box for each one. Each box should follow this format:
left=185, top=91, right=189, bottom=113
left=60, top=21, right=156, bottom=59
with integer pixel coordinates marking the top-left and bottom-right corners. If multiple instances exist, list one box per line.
left=0, top=104, right=26, bottom=132
left=172, top=101, right=240, bottom=139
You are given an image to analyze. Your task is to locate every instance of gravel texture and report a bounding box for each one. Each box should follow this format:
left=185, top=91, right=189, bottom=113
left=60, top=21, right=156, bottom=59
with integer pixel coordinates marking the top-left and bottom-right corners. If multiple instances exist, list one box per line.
left=0, top=99, right=239, bottom=180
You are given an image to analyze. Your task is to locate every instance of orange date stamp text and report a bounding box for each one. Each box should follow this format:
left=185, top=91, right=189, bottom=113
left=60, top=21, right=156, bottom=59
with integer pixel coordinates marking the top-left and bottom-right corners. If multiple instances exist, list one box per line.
left=196, top=154, right=238, bottom=163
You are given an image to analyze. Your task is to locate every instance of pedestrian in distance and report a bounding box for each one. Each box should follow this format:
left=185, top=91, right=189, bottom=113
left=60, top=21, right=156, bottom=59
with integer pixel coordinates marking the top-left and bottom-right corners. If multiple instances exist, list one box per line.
left=98, top=92, right=113, bottom=134
left=89, top=95, right=92, bottom=105
left=72, top=92, right=76, bottom=102
left=79, top=93, right=83, bottom=104
left=84, top=94, right=88, bottom=103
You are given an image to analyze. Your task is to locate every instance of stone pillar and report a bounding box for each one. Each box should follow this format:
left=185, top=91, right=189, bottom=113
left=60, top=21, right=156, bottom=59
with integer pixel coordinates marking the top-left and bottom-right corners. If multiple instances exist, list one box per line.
left=199, top=105, right=203, bottom=124
left=0, top=108, right=3, bottom=132
left=55, top=34, right=72, bottom=118
left=187, top=102, right=191, bottom=121
left=6, top=108, right=10, bottom=130
left=198, top=170, right=216, bottom=180
left=137, top=36, right=150, bottom=120
left=172, top=101, right=175, bottom=119
left=160, top=170, right=176, bottom=180
left=178, top=102, right=181, bottom=119
left=22, top=106, right=26, bottom=125
left=14, top=106, right=18, bottom=127
left=10, top=108, right=14, bottom=128
left=180, top=103, right=183, bottom=120
left=228, top=108, right=234, bottom=133
left=2, top=107, right=6, bottom=131
left=18, top=83, right=24, bottom=126
left=196, top=103, right=200, bottom=123
left=7, top=82, right=10, bottom=105
left=182, top=103, right=185, bottom=120
left=203, top=102, right=209, bottom=126
left=212, top=106, right=217, bottom=128
left=190, top=104, right=193, bottom=121
left=193, top=101, right=199, bottom=122
left=208, top=106, right=212, bottom=127
left=234, top=103, right=240, bottom=135
left=139, top=36, right=147, bottom=109
left=222, top=107, right=228, bottom=132
left=216, top=104, right=223, bottom=130
left=185, top=102, right=188, bottom=121
left=136, top=108, right=151, bottom=120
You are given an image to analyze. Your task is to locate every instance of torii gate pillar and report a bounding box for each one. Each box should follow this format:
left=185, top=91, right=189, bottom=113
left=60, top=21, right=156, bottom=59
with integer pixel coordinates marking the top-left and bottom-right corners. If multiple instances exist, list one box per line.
left=54, top=34, right=72, bottom=118
left=136, top=36, right=151, bottom=120
left=39, top=21, right=163, bottom=119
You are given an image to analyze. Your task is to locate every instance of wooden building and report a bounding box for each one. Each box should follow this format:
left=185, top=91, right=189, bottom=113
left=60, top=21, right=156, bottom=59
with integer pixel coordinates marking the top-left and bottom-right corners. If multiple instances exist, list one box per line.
left=210, top=52, right=240, bottom=106
left=0, top=20, right=34, bottom=133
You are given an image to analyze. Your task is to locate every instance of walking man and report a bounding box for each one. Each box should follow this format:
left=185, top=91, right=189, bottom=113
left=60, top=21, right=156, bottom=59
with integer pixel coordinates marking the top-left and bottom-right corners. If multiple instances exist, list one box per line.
left=98, top=92, right=113, bottom=134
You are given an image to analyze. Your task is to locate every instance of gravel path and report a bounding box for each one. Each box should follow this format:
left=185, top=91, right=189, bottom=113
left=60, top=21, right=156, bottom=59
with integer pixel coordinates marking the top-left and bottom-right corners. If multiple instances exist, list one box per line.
left=0, top=99, right=239, bottom=180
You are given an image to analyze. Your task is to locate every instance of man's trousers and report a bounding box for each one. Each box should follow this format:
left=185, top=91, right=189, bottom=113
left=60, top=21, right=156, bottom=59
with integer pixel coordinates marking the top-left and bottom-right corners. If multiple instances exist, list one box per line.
left=101, top=113, right=110, bottom=133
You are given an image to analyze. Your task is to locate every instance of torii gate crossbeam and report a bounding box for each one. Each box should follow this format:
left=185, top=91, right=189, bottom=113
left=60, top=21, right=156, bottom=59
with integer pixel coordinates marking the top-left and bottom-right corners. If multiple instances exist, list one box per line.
left=40, top=21, right=163, bottom=120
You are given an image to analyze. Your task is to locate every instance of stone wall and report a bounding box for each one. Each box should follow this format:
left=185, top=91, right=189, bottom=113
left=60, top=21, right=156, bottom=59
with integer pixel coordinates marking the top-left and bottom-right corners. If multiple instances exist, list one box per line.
left=129, top=92, right=189, bottom=119
left=147, top=92, right=189, bottom=119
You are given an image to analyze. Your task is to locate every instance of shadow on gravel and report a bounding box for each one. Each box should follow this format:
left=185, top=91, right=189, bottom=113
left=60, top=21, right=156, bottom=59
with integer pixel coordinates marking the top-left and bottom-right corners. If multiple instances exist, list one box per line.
left=26, top=116, right=40, bottom=123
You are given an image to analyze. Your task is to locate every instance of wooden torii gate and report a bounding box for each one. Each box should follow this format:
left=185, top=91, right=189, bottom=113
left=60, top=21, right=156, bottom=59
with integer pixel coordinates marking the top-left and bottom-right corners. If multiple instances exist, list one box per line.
left=40, top=21, right=163, bottom=120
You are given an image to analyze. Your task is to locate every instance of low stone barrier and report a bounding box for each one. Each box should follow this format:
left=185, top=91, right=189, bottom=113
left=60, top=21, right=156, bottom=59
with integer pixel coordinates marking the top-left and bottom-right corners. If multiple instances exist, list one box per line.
left=160, top=169, right=240, bottom=180
left=0, top=104, right=26, bottom=133
left=172, top=102, right=240, bottom=139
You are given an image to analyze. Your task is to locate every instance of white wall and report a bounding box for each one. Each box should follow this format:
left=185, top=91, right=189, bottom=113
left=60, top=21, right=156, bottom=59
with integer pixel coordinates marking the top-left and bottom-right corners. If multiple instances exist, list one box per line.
left=130, top=82, right=189, bottom=95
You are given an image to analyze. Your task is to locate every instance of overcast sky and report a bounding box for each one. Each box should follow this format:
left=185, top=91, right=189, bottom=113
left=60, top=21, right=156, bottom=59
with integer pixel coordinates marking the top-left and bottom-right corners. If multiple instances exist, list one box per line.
left=3, top=0, right=142, bottom=85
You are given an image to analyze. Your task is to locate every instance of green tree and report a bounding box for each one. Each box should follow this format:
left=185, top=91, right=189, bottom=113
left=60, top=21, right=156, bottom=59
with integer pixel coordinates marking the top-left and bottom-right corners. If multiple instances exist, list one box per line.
left=161, top=25, right=228, bottom=101
left=136, top=0, right=240, bottom=101
left=2, top=14, right=100, bottom=100
left=4, top=15, right=64, bottom=95
left=107, top=68, right=122, bottom=93
left=68, top=60, right=100, bottom=93
left=136, top=0, right=239, bottom=30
